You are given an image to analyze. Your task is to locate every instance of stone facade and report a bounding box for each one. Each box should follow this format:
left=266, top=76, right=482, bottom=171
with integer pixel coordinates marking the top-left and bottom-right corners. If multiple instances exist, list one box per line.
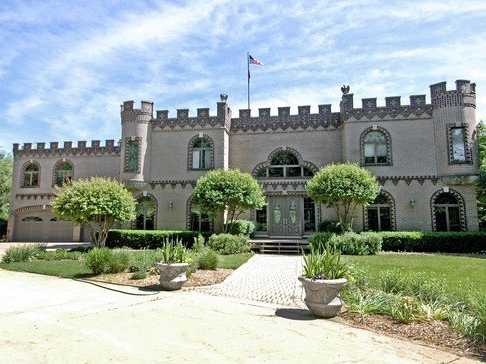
left=7, top=80, right=480, bottom=242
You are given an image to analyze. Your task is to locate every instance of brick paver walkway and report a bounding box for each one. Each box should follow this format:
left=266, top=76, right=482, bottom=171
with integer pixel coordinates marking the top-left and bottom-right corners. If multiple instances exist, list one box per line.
left=198, top=254, right=305, bottom=307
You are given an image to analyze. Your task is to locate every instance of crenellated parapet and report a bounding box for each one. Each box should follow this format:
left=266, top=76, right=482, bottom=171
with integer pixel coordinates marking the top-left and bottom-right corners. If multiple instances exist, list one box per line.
left=13, top=140, right=120, bottom=158
left=231, top=104, right=340, bottom=132
left=430, top=80, right=476, bottom=109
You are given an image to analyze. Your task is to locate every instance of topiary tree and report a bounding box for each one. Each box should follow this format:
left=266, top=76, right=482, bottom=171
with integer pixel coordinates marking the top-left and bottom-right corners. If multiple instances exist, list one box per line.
left=192, top=169, right=265, bottom=232
left=306, top=163, right=379, bottom=233
left=53, top=177, right=136, bottom=247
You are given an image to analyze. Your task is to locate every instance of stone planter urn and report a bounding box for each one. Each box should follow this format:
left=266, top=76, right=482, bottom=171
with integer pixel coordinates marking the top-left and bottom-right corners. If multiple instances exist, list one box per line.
left=156, top=262, right=190, bottom=291
left=298, top=276, right=347, bottom=318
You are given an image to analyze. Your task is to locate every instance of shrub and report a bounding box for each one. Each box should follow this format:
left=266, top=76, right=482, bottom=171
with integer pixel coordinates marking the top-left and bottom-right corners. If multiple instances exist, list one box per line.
left=106, top=229, right=198, bottom=249
left=389, top=296, right=424, bottom=323
left=192, top=234, right=206, bottom=253
left=228, top=220, right=255, bottom=237
left=302, top=246, right=348, bottom=280
left=84, top=247, right=113, bottom=274
left=325, top=232, right=382, bottom=255
left=208, top=234, right=250, bottom=255
left=318, top=220, right=342, bottom=233
left=158, top=238, right=190, bottom=264
left=108, top=249, right=130, bottom=273
left=129, top=250, right=156, bottom=272
left=308, top=232, right=334, bottom=253
left=375, top=231, right=486, bottom=254
left=1, top=244, right=45, bottom=263
left=36, top=249, right=82, bottom=261
left=130, top=271, right=147, bottom=280
left=197, top=249, right=218, bottom=270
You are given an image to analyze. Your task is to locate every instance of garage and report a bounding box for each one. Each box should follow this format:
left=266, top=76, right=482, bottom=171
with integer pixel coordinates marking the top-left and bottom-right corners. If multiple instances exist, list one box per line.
left=14, top=208, right=74, bottom=242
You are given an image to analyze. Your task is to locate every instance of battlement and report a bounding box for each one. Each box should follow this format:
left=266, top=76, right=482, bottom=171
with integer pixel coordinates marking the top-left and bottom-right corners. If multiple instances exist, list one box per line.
left=430, top=80, right=476, bottom=109
left=13, top=139, right=120, bottom=157
left=340, top=93, right=429, bottom=112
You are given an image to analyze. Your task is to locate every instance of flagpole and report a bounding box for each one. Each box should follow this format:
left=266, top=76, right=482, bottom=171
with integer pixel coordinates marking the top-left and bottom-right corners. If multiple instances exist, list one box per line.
left=247, top=51, right=250, bottom=110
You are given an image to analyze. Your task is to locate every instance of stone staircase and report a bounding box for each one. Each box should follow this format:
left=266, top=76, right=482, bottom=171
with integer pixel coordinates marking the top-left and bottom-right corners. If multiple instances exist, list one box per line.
left=250, top=239, right=309, bottom=255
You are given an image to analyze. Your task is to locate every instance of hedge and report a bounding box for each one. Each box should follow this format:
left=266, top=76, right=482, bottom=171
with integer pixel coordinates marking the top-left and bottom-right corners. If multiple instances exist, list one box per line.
left=106, top=229, right=199, bottom=249
left=309, top=232, right=382, bottom=255
left=370, top=231, right=486, bottom=253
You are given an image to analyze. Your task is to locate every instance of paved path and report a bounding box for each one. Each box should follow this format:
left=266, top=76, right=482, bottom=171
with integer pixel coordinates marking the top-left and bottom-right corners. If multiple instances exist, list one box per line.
left=0, top=269, right=478, bottom=363
left=198, top=254, right=305, bottom=307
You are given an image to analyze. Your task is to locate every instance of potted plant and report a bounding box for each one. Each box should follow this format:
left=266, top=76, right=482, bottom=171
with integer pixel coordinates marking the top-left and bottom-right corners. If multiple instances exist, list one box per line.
left=298, top=245, right=348, bottom=318
left=155, top=239, right=191, bottom=290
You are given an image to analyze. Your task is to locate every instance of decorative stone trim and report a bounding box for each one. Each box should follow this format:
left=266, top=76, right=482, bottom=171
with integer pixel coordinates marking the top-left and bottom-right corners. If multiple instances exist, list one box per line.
left=376, top=175, right=440, bottom=186
left=152, top=116, right=225, bottom=131
left=187, top=134, right=215, bottom=171
left=52, top=159, right=74, bottom=187
left=363, top=190, right=396, bottom=231
left=14, top=204, right=52, bottom=216
left=343, top=104, right=433, bottom=122
left=150, top=179, right=197, bottom=188
left=360, top=126, right=393, bottom=167
left=16, top=193, right=55, bottom=200
left=21, top=160, right=41, bottom=188
left=14, top=141, right=120, bottom=158
left=252, top=147, right=319, bottom=178
left=123, top=137, right=142, bottom=173
left=446, top=123, right=473, bottom=165
left=430, top=188, right=467, bottom=231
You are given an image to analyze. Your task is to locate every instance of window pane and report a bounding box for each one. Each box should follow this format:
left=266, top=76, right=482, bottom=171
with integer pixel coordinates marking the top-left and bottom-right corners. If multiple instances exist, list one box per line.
left=451, top=128, right=466, bottom=161
left=303, top=167, right=314, bottom=177
left=269, top=167, right=284, bottom=177
left=376, top=143, right=387, bottom=156
left=448, top=207, right=461, bottom=231
left=367, top=208, right=379, bottom=231
left=256, top=168, right=267, bottom=177
left=256, top=207, right=267, bottom=231
left=203, top=149, right=211, bottom=169
left=287, top=167, right=302, bottom=177
left=271, top=151, right=299, bottom=165
left=364, top=144, right=375, bottom=157
left=192, top=150, right=200, bottom=169
left=365, top=131, right=385, bottom=143
left=364, top=156, right=375, bottom=164
left=379, top=207, right=391, bottom=231
left=377, top=155, right=388, bottom=164
left=273, top=205, right=281, bottom=224
left=304, top=198, right=315, bottom=232
left=434, top=206, right=448, bottom=231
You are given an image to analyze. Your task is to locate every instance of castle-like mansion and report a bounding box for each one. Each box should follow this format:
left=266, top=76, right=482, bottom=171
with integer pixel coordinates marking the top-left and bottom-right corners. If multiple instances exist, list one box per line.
left=7, top=80, right=480, bottom=242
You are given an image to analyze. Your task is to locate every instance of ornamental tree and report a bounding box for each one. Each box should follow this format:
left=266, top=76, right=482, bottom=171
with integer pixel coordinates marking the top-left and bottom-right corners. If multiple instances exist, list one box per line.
left=52, top=177, right=136, bottom=246
left=306, top=163, right=379, bottom=232
left=192, top=169, right=265, bottom=232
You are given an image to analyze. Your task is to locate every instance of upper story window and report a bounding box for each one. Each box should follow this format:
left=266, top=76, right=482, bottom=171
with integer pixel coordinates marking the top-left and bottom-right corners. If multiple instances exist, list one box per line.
left=188, top=135, right=214, bottom=170
left=54, top=161, right=73, bottom=186
left=449, top=126, right=468, bottom=163
left=361, top=127, right=392, bottom=166
left=124, top=137, right=141, bottom=173
left=253, top=149, right=317, bottom=178
left=22, top=161, right=40, bottom=188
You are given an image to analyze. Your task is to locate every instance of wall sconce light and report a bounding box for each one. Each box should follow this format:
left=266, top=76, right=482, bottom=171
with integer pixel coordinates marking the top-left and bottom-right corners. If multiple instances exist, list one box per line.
left=409, top=199, right=416, bottom=208
left=443, top=186, right=449, bottom=193
left=168, top=201, right=174, bottom=209
left=42, top=204, right=47, bottom=210
left=142, top=191, right=148, bottom=197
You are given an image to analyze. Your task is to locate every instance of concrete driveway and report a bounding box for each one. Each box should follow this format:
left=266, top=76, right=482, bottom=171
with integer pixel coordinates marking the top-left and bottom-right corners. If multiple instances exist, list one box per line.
left=0, top=269, right=478, bottom=364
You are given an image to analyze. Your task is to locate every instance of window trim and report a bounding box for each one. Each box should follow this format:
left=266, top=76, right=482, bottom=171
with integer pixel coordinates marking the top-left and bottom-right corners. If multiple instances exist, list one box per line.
left=252, top=147, right=318, bottom=179
left=360, top=126, right=393, bottom=167
left=21, top=161, right=41, bottom=188
left=447, top=124, right=472, bottom=165
left=430, top=189, right=466, bottom=231
left=187, top=134, right=214, bottom=171
left=52, top=160, right=74, bottom=187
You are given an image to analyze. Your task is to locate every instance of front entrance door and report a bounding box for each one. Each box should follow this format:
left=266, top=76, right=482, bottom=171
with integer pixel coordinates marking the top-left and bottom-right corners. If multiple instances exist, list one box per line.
left=269, top=196, right=301, bottom=236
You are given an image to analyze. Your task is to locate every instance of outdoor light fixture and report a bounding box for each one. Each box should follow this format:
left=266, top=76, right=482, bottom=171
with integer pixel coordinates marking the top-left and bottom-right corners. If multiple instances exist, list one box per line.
left=443, top=186, right=449, bottom=193
left=409, top=199, right=416, bottom=208
left=142, top=191, right=148, bottom=197
left=168, top=201, right=174, bottom=209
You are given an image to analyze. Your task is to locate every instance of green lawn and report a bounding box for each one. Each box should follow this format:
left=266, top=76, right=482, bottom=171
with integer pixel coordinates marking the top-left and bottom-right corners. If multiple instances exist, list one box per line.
left=343, top=253, right=486, bottom=297
left=217, top=253, right=253, bottom=269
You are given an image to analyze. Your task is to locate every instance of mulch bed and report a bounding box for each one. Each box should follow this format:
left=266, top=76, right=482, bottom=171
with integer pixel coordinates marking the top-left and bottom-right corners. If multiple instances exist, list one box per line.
left=87, top=268, right=233, bottom=289
left=340, top=312, right=485, bottom=359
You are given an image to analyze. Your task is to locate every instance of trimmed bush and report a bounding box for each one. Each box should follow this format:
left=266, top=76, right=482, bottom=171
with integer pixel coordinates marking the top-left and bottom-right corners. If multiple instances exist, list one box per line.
left=84, top=247, right=113, bottom=274
left=318, top=220, right=342, bottom=233
left=106, top=229, right=198, bottom=249
left=374, top=231, right=486, bottom=253
left=197, top=249, right=218, bottom=270
left=228, top=220, right=255, bottom=237
left=1, top=244, right=45, bottom=263
left=310, top=232, right=382, bottom=255
left=208, top=233, right=250, bottom=255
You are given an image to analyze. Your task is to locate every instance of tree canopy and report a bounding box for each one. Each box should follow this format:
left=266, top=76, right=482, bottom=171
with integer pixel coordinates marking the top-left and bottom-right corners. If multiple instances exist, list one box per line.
left=192, top=169, right=265, bottom=231
left=306, top=163, right=379, bottom=232
left=52, top=177, right=136, bottom=246
left=0, top=153, right=13, bottom=222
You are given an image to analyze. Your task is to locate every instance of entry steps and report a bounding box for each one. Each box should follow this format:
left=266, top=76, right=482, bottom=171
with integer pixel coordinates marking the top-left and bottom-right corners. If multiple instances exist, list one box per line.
left=250, top=239, right=309, bottom=255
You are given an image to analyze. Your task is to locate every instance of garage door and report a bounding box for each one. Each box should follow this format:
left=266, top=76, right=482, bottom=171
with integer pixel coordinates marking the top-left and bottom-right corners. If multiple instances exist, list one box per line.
left=14, top=211, right=74, bottom=242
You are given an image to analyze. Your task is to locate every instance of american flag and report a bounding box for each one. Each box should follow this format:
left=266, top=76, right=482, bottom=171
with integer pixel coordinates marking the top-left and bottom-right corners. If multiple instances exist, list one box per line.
left=249, top=54, right=264, bottom=66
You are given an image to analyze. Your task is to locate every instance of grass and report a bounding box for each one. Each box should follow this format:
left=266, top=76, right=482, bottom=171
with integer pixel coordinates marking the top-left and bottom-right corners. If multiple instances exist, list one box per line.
left=216, top=253, right=253, bottom=269
left=343, top=253, right=486, bottom=297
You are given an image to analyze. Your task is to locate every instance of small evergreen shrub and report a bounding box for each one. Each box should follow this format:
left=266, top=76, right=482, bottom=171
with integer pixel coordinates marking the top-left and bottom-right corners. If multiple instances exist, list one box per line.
left=308, top=232, right=334, bottom=253
left=228, top=220, right=255, bottom=237
left=197, top=249, right=218, bottom=270
left=106, top=229, right=198, bottom=249
left=130, top=270, right=147, bottom=280
left=208, top=234, right=249, bottom=255
left=84, top=247, right=113, bottom=274
left=318, top=220, right=342, bottom=233
left=1, top=244, right=45, bottom=263
left=326, top=232, right=382, bottom=255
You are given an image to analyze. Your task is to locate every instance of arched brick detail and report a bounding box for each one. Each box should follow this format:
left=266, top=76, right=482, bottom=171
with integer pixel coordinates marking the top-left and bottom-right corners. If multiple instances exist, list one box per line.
left=134, top=192, right=158, bottom=229
left=430, top=188, right=467, bottom=231
left=187, top=134, right=215, bottom=170
left=52, top=159, right=74, bottom=186
left=251, top=147, right=318, bottom=178
left=21, top=160, right=41, bottom=188
left=363, top=190, right=396, bottom=231
left=267, top=146, right=304, bottom=164
left=360, top=126, right=393, bottom=166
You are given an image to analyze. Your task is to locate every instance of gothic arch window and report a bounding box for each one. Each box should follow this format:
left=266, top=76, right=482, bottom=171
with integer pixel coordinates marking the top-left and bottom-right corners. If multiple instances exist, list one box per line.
left=188, top=135, right=214, bottom=170
left=252, top=147, right=318, bottom=178
left=22, top=161, right=40, bottom=188
left=186, top=196, right=213, bottom=232
left=431, top=189, right=466, bottom=231
left=360, top=127, right=392, bottom=166
left=364, top=191, right=395, bottom=231
left=134, top=194, right=157, bottom=230
left=53, top=160, right=73, bottom=186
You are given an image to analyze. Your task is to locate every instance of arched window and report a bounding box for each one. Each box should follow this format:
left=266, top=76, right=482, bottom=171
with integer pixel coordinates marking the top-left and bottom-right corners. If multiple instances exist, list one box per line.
left=23, top=162, right=40, bottom=187
left=361, top=128, right=391, bottom=166
left=54, top=161, right=73, bottom=186
left=365, top=192, right=394, bottom=231
left=432, top=191, right=464, bottom=231
left=253, top=148, right=317, bottom=178
left=188, top=135, right=214, bottom=170
left=22, top=216, right=43, bottom=222
left=187, top=197, right=212, bottom=232
left=134, top=195, right=157, bottom=230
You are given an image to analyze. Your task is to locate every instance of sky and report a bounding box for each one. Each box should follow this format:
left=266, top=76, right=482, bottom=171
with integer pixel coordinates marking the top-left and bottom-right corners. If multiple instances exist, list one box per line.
left=1, top=0, right=486, bottom=152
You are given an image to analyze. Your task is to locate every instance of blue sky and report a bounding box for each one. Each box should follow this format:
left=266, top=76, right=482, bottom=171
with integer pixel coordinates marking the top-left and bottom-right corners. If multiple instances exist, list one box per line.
left=1, top=0, right=486, bottom=152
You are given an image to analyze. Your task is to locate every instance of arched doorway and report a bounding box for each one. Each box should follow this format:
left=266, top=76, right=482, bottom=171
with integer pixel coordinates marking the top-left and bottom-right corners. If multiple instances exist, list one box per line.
left=186, top=197, right=213, bottom=233
left=364, top=191, right=395, bottom=231
left=431, top=190, right=465, bottom=231
left=134, top=195, right=157, bottom=230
